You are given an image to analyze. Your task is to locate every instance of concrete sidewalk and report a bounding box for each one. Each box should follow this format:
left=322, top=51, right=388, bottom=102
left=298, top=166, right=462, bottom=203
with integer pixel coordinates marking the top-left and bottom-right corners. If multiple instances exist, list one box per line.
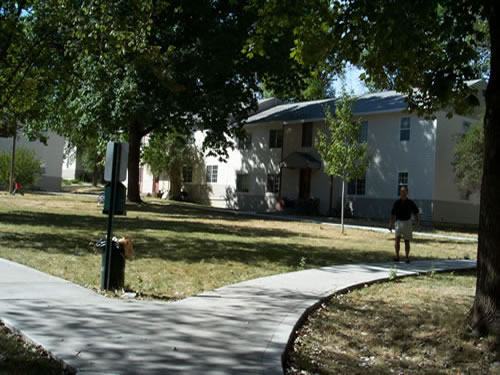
left=0, top=258, right=475, bottom=375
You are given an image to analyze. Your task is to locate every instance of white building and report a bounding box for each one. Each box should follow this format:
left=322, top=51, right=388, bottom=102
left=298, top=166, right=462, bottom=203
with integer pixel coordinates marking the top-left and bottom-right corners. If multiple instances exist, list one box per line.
left=0, top=131, right=65, bottom=191
left=143, top=81, right=484, bottom=225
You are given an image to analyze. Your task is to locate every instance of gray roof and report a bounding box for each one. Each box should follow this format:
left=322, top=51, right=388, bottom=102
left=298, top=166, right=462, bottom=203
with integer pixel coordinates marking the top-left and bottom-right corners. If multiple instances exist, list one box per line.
left=280, top=152, right=321, bottom=169
left=247, top=91, right=408, bottom=125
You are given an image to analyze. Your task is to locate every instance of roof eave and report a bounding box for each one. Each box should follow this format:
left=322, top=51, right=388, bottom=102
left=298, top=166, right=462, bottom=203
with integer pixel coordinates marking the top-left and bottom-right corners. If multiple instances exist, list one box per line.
left=244, top=107, right=409, bottom=127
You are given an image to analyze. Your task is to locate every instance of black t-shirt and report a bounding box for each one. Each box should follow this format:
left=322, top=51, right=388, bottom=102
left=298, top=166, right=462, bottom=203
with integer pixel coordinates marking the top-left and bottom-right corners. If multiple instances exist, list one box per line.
left=391, top=199, right=419, bottom=221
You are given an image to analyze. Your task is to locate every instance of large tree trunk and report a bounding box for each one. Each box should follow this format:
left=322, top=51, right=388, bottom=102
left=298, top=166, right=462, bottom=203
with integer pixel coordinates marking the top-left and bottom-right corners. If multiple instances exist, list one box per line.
left=127, top=119, right=143, bottom=203
left=91, top=170, right=98, bottom=187
left=168, top=166, right=182, bottom=200
left=470, top=0, right=500, bottom=336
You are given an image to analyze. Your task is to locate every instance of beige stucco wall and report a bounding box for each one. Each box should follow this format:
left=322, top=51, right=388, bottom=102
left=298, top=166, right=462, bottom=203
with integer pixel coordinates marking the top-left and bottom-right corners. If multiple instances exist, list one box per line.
left=432, top=111, right=480, bottom=224
left=347, top=112, right=436, bottom=221
left=280, top=121, right=334, bottom=214
left=0, top=131, right=64, bottom=191
left=138, top=104, right=481, bottom=225
left=172, top=127, right=281, bottom=210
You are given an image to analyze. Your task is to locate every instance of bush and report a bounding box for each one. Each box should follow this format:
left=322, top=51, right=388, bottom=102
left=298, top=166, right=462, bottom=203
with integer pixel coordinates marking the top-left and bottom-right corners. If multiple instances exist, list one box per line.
left=0, top=148, right=43, bottom=189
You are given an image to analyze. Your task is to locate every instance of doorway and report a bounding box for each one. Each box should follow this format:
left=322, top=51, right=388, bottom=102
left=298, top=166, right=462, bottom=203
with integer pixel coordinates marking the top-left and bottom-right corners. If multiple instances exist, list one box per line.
left=299, top=168, right=311, bottom=199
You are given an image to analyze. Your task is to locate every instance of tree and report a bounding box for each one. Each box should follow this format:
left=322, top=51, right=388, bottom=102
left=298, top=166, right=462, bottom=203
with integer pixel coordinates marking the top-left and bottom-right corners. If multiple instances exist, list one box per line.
left=262, top=69, right=336, bottom=101
left=0, top=148, right=42, bottom=189
left=79, top=138, right=107, bottom=187
left=142, top=130, right=200, bottom=199
left=0, top=1, right=68, bottom=135
left=453, top=122, right=484, bottom=196
left=315, top=91, right=369, bottom=233
left=249, top=0, right=500, bottom=336
left=26, top=0, right=306, bottom=203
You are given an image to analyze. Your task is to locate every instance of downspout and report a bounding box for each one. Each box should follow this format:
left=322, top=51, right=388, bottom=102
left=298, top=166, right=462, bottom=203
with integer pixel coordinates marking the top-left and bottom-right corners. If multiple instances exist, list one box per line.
left=278, top=122, right=285, bottom=199
left=9, top=122, right=17, bottom=193
left=329, top=175, right=333, bottom=216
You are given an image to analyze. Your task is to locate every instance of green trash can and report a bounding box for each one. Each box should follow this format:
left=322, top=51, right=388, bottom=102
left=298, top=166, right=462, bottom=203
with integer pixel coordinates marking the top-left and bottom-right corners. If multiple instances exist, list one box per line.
left=101, top=242, right=125, bottom=290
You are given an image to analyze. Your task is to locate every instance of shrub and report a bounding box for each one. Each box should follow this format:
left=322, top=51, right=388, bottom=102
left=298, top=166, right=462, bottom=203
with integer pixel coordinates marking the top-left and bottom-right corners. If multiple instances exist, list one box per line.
left=0, top=148, right=43, bottom=189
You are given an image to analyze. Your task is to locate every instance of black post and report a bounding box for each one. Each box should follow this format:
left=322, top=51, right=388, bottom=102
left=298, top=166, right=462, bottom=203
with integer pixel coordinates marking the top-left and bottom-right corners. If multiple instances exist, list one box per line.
left=9, top=123, right=17, bottom=193
left=102, top=142, right=121, bottom=290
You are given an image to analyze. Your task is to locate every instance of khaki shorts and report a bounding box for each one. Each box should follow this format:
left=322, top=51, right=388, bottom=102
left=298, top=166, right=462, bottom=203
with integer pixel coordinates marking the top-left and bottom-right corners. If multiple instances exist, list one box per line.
left=395, top=220, right=413, bottom=240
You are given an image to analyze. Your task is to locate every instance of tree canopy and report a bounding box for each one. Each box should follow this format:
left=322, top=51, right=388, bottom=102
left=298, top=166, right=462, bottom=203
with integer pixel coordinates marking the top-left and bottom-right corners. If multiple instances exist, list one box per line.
left=37, top=0, right=307, bottom=201
left=453, top=122, right=484, bottom=195
left=0, top=1, right=66, bottom=138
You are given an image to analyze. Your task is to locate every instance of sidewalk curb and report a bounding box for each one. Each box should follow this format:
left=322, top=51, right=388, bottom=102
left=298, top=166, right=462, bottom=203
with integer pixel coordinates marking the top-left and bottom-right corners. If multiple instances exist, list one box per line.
left=265, top=260, right=477, bottom=374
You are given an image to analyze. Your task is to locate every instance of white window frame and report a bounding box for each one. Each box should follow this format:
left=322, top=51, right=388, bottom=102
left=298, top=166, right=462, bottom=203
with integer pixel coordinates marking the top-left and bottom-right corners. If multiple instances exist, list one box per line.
left=398, top=171, right=408, bottom=196
left=400, top=117, right=410, bottom=141
left=238, top=133, right=252, bottom=150
left=347, top=175, right=366, bottom=196
left=359, top=121, right=368, bottom=143
left=266, top=173, right=280, bottom=194
left=206, top=165, right=218, bottom=184
left=182, top=166, right=193, bottom=183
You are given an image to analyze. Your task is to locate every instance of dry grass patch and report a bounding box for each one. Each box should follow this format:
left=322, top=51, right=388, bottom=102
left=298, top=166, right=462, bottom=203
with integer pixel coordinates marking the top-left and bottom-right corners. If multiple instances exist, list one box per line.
left=0, top=321, right=72, bottom=375
left=0, top=192, right=477, bottom=299
left=286, top=272, right=500, bottom=375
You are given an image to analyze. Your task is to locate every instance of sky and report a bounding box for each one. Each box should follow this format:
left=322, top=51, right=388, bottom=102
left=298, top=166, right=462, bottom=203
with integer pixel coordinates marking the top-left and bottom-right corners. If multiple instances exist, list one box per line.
left=332, top=64, right=368, bottom=96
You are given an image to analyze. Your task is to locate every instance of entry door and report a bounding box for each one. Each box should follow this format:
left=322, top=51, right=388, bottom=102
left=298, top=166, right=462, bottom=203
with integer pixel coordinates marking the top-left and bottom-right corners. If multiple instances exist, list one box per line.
left=299, top=168, right=311, bottom=199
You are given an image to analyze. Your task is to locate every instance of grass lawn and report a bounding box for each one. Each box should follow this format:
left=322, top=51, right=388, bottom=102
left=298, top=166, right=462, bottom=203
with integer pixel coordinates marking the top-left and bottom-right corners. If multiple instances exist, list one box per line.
left=0, top=192, right=477, bottom=299
left=286, top=271, right=500, bottom=375
left=0, top=321, right=71, bottom=375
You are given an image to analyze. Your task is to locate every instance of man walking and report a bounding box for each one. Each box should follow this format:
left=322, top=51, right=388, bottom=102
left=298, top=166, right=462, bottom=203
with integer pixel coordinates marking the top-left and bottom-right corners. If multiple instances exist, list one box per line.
left=389, top=186, right=419, bottom=263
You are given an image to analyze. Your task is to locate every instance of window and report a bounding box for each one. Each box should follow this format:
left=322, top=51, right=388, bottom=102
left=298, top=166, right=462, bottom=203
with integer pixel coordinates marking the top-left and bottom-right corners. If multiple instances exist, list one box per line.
left=302, top=122, right=313, bottom=147
left=400, top=117, right=410, bottom=141
left=359, top=121, right=368, bottom=143
left=398, top=172, right=408, bottom=195
left=347, top=176, right=366, bottom=195
left=269, top=129, right=283, bottom=148
left=238, top=132, right=252, bottom=150
left=236, top=173, right=249, bottom=192
left=206, top=165, right=218, bottom=183
left=459, top=190, right=470, bottom=201
left=266, top=173, right=280, bottom=193
left=182, top=166, right=193, bottom=183
left=463, top=121, right=471, bottom=133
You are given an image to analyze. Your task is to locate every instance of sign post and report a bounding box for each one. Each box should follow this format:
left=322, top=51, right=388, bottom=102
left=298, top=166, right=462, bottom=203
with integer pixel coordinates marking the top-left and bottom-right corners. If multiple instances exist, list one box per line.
left=101, top=142, right=128, bottom=290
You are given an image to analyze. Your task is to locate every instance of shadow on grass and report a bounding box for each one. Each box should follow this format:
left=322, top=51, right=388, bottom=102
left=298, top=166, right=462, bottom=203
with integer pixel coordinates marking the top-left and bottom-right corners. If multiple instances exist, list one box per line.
left=1, top=203, right=465, bottom=270
left=0, top=208, right=402, bottom=268
left=0, top=224, right=395, bottom=268
left=126, top=201, right=270, bottom=222
left=0, top=209, right=310, bottom=240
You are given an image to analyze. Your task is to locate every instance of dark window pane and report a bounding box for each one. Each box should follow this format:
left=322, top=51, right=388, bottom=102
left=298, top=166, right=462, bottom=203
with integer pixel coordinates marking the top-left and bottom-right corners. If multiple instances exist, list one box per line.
left=182, top=166, right=193, bottom=183
left=269, top=129, right=283, bottom=148
left=347, top=180, right=355, bottom=195
left=266, top=174, right=280, bottom=193
left=400, top=118, right=410, bottom=141
left=302, top=122, right=312, bottom=147
left=359, top=121, right=368, bottom=143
